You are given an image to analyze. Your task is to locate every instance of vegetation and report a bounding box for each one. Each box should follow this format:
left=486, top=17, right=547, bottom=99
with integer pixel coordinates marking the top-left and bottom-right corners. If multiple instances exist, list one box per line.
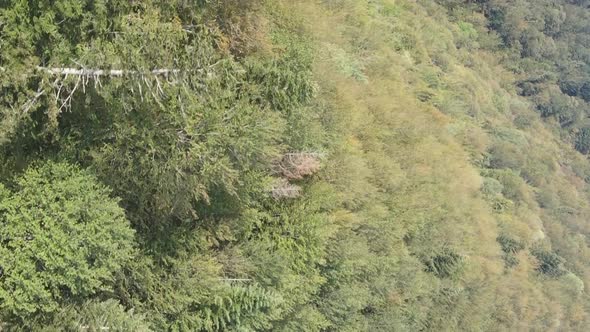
left=1, top=0, right=590, bottom=330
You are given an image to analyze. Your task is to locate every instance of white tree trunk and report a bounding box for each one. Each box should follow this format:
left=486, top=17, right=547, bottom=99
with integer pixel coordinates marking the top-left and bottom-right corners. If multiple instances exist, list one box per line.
left=0, top=66, right=181, bottom=77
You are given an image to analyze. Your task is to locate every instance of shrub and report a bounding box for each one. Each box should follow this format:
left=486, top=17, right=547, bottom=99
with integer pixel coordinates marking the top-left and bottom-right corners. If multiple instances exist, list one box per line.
left=487, top=142, right=525, bottom=170
left=424, top=248, right=465, bottom=279
left=481, top=177, right=504, bottom=197
left=580, top=82, right=590, bottom=102
left=497, top=234, right=525, bottom=254
left=574, top=127, right=590, bottom=154
left=481, top=177, right=514, bottom=212
left=502, top=253, right=520, bottom=268
left=482, top=169, right=531, bottom=204
left=535, top=186, right=559, bottom=209
left=536, top=89, right=581, bottom=127
left=531, top=247, right=567, bottom=278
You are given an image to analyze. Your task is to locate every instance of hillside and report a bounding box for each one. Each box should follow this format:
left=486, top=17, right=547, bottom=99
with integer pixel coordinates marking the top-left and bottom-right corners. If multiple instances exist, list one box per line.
left=1, top=0, right=590, bottom=330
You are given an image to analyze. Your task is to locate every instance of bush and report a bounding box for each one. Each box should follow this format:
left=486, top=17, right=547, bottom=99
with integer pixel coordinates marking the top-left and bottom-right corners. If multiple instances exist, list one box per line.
left=487, top=142, right=525, bottom=170
left=580, top=82, right=590, bottom=102
left=502, top=253, right=520, bottom=268
left=481, top=177, right=504, bottom=197
left=497, top=234, right=525, bottom=254
left=0, top=162, right=136, bottom=324
left=535, top=186, right=559, bottom=209
left=482, top=169, right=531, bottom=205
left=531, top=247, right=566, bottom=278
left=424, top=248, right=465, bottom=279
left=536, top=89, right=581, bottom=127
left=574, top=127, right=590, bottom=154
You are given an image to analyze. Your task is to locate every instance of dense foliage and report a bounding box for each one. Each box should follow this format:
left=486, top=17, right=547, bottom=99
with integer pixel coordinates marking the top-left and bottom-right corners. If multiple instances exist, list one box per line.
left=1, top=0, right=590, bottom=330
left=0, top=162, right=135, bottom=328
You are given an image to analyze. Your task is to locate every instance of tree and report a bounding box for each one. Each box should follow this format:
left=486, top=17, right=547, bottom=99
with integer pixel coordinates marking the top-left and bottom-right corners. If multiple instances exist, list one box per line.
left=580, top=82, right=590, bottom=102
left=0, top=162, right=136, bottom=325
left=531, top=247, right=567, bottom=278
left=29, top=299, right=152, bottom=332
left=424, top=248, right=465, bottom=279
left=0, top=0, right=313, bottom=226
left=575, top=127, right=590, bottom=154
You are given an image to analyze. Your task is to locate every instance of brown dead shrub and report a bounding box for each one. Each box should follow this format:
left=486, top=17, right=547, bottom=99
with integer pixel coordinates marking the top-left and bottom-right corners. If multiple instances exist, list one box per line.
left=275, top=153, right=322, bottom=180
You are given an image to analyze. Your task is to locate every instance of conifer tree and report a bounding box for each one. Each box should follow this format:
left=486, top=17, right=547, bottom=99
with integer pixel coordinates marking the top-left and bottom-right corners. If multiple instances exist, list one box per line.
left=0, top=162, right=136, bottom=327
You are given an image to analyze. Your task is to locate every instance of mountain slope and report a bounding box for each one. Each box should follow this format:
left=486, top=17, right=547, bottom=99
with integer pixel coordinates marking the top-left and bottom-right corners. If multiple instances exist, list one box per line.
left=270, top=0, right=590, bottom=329
left=1, top=0, right=590, bottom=330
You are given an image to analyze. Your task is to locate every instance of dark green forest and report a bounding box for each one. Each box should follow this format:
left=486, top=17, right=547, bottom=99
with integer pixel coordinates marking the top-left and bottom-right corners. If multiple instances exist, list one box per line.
left=2, top=0, right=590, bottom=330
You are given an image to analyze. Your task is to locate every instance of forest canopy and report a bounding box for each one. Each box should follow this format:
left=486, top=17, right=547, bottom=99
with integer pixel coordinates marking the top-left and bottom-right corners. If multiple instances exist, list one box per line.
left=1, top=0, right=590, bottom=331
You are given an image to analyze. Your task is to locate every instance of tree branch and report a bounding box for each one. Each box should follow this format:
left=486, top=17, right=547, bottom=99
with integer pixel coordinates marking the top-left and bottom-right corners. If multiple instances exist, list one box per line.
left=22, top=86, right=46, bottom=113
left=219, top=278, right=253, bottom=282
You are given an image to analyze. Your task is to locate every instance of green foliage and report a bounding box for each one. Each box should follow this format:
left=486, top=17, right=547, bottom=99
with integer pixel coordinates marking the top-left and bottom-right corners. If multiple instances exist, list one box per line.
left=453, top=0, right=590, bottom=144
left=502, top=253, right=520, bottom=268
left=0, top=162, right=135, bottom=325
left=575, top=127, right=590, bottom=154
left=327, top=44, right=368, bottom=82
left=481, top=177, right=503, bottom=196
left=482, top=169, right=530, bottom=204
left=531, top=247, right=567, bottom=278
left=481, top=177, right=514, bottom=212
left=487, top=141, right=525, bottom=170
left=497, top=234, right=524, bottom=268
left=245, top=47, right=316, bottom=111
left=199, top=285, right=282, bottom=331
left=2, top=0, right=590, bottom=330
left=497, top=234, right=525, bottom=254
left=455, top=21, right=479, bottom=49
left=32, top=299, right=151, bottom=332
left=536, top=89, right=581, bottom=126
left=424, top=247, right=465, bottom=279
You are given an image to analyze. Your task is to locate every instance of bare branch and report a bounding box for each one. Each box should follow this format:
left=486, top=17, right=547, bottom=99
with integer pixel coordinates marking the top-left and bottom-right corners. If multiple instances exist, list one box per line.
left=271, top=178, right=302, bottom=199
left=79, top=326, right=110, bottom=330
left=283, top=152, right=325, bottom=158
left=58, top=76, right=81, bottom=112
left=219, top=278, right=253, bottom=282
left=22, top=86, right=46, bottom=113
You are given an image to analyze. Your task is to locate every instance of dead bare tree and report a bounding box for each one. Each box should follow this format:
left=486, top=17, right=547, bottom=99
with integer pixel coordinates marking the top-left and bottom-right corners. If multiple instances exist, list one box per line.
left=274, top=152, right=323, bottom=180
left=268, top=152, right=325, bottom=199
left=270, top=178, right=302, bottom=199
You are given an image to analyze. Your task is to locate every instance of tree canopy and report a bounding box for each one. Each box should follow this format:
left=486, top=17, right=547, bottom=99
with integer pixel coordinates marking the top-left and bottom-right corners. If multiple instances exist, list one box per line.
left=0, top=162, right=135, bottom=326
left=2, top=0, right=590, bottom=330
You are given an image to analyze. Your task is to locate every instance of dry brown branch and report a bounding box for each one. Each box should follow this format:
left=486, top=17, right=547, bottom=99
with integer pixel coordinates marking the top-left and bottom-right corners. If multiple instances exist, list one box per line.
left=275, top=152, right=322, bottom=180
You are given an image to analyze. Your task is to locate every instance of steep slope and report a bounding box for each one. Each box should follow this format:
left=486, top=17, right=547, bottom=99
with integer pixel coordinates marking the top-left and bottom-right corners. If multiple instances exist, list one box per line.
left=270, top=0, right=590, bottom=330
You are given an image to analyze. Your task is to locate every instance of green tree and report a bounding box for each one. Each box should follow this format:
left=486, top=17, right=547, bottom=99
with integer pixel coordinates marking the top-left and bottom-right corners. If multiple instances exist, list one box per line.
left=29, top=299, right=151, bottom=332
left=0, top=162, right=136, bottom=325
left=575, top=127, right=590, bottom=154
left=531, top=247, right=567, bottom=278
